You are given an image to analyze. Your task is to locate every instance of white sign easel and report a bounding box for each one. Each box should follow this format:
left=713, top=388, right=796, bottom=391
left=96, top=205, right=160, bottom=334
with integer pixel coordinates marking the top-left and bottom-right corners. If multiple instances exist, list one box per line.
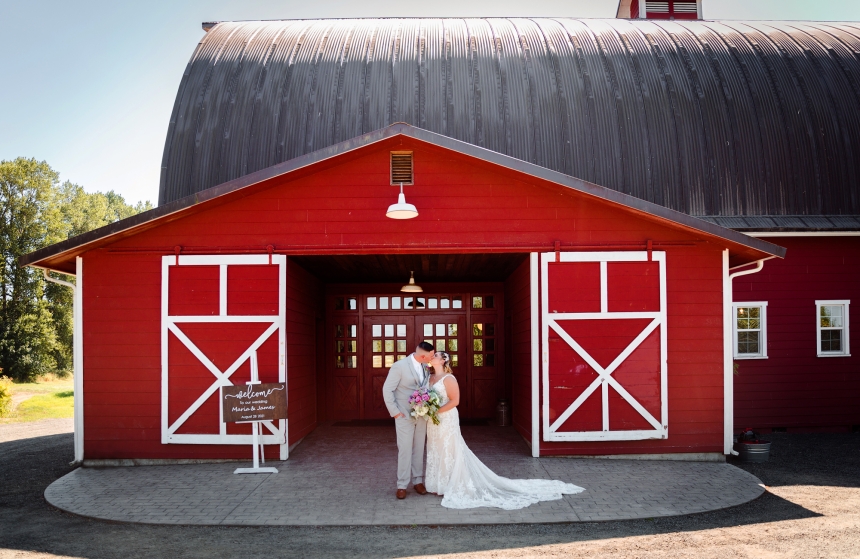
left=234, top=352, right=279, bottom=475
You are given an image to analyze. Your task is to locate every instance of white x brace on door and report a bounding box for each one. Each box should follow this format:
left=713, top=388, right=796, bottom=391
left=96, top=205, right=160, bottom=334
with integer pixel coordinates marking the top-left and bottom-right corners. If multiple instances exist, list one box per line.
left=161, top=254, right=287, bottom=455
left=541, top=251, right=668, bottom=442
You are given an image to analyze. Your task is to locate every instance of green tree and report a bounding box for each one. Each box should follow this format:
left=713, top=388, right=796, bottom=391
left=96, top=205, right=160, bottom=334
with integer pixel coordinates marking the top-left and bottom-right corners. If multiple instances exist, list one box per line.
left=0, top=158, right=63, bottom=381
left=0, top=158, right=152, bottom=381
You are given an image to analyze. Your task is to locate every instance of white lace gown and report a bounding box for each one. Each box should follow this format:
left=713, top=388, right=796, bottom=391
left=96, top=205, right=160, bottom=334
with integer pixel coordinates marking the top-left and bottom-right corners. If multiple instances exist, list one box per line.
left=425, top=375, right=585, bottom=510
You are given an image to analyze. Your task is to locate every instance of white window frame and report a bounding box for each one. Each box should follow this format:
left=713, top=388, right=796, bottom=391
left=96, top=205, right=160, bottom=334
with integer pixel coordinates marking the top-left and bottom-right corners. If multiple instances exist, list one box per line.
left=732, top=302, right=768, bottom=359
left=816, top=300, right=850, bottom=357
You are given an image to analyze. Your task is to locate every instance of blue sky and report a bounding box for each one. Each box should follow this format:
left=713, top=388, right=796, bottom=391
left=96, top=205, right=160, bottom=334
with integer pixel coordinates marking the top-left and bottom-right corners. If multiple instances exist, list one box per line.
left=2, top=0, right=859, bottom=205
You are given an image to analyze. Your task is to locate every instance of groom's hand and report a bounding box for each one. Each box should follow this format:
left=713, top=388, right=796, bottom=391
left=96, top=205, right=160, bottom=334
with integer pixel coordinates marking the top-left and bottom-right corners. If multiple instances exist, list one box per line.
left=393, top=413, right=405, bottom=419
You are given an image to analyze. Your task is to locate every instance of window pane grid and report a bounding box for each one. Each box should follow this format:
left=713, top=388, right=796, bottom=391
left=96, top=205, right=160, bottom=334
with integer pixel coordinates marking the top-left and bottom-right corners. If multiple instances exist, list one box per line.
left=371, top=324, right=407, bottom=368
left=362, top=295, right=465, bottom=311
left=472, top=321, right=496, bottom=367
left=734, top=305, right=765, bottom=357
left=818, top=302, right=848, bottom=355
left=335, top=323, right=358, bottom=368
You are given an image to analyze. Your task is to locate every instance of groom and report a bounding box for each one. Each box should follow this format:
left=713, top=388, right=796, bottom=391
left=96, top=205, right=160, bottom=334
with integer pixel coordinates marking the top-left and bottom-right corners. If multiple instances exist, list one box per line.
left=382, top=341, right=435, bottom=499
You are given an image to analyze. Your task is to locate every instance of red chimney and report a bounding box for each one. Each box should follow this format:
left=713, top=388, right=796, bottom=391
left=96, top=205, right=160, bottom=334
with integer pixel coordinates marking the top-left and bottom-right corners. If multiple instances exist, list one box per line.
left=616, top=0, right=702, bottom=20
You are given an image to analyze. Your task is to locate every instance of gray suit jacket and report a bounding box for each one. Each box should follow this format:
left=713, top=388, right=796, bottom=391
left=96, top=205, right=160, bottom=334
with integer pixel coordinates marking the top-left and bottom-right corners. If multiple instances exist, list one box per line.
left=381, top=354, right=429, bottom=418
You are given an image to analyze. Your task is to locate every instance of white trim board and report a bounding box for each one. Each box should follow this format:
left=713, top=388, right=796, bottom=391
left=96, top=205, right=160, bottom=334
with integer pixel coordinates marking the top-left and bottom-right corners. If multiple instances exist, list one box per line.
left=161, top=254, right=289, bottom=460
left=529, top=252, right=540, bottom=458
left=540, top=251, right=668, bottom=443
left=74, top=256, right=84, bottom=462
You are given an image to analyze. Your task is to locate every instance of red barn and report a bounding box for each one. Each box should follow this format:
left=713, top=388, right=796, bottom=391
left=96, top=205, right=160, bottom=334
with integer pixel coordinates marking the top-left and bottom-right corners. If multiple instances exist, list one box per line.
left=24, top=16, right=860, bottom=464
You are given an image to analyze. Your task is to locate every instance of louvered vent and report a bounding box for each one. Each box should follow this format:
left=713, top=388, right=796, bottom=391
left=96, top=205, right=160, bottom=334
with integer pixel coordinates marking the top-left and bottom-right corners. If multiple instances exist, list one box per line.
left=390, top=151, right=413, bottom=185
left=645, top=1, right=669, bottom=12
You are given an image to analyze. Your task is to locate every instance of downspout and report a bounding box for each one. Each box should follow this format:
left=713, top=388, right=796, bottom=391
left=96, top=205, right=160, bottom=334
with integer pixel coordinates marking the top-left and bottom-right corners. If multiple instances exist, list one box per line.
left=722, top=253, right=770, bottom=456
left=43, top=260, right=83, bottom=464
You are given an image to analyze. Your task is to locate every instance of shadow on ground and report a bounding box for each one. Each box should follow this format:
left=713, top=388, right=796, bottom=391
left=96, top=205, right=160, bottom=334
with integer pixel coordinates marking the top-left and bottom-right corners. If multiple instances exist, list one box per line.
left=2, top=430, right=854, bottom=558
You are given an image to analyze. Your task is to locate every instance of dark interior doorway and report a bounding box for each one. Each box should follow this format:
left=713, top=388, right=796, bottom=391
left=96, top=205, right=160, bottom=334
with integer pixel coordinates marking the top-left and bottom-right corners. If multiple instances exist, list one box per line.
left=292, top=253, right=527, bottom=422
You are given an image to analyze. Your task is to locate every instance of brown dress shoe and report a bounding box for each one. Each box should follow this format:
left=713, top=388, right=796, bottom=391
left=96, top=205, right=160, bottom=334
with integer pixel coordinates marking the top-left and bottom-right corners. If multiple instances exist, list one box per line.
left=413, top=483, right=428, bottom=495
left=396, top=489, right=407, bottom=499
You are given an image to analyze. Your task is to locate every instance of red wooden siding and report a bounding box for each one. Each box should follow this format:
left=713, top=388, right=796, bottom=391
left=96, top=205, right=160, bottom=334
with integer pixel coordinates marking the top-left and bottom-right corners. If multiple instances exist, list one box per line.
left=285, top=258, right=323, bottom=444
left=505, top=259, right=533, bottom=445
left=733, top=237, right=860, bottom=432
left=82, top=137, right=728, bottom=459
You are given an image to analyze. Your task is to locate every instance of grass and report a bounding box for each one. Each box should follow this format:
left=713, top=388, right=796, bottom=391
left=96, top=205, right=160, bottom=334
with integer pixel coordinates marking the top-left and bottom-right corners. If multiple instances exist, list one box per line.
left=0, top=375, right=74, bottom=424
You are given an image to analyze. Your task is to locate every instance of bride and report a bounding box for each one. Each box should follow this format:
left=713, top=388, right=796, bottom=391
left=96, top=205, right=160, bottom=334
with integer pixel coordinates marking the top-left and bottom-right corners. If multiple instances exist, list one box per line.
left=425, top=351, right=584, bottom=510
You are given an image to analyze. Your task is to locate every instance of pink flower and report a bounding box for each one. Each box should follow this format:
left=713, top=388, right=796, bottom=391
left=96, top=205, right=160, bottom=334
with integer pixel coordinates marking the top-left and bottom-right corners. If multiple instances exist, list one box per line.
left=422, top=394, right=429, bottom=401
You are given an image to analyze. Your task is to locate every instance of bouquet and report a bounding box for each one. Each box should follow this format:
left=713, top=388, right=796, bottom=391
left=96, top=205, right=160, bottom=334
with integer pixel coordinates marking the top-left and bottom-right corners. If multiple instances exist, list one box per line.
left=408, top=387, right=442, bottom=425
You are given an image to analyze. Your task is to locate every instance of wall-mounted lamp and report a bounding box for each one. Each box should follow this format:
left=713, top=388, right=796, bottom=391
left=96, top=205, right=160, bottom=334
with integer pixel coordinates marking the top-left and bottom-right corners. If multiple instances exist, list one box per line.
left=400, top=271, right=423, bottom=293
left=386, top=183, right=418, bottom=219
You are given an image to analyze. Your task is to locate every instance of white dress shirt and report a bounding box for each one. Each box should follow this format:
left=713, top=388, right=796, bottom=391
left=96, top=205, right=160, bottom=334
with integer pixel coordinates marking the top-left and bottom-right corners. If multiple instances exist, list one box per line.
left=410, top=354, right=426, bottom=383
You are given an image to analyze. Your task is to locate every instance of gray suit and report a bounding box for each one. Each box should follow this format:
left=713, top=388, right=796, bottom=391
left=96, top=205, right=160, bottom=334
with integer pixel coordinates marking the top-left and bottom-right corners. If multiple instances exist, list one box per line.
left=382, top=354, right=429, bottom=489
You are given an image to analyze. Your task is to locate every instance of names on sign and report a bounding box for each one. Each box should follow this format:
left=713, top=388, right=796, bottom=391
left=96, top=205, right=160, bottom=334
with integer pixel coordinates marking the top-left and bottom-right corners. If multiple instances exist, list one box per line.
left=221, top=383, right=287, bottom=423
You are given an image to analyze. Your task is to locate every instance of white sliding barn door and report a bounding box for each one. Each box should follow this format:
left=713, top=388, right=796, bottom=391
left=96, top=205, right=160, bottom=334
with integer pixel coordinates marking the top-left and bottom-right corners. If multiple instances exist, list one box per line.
left=161, top=255, right=287, bottom=457
left=541, top=251, right=668, bottom=442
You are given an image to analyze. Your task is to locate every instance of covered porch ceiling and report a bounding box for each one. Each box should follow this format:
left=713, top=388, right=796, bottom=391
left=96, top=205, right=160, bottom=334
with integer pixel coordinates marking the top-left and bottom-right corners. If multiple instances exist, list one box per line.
left=290, top=253, right=528, bottom=283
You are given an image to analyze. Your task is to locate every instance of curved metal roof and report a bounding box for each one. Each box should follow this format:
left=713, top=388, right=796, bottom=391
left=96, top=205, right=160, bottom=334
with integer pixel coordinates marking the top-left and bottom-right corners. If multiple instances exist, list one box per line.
left=160, top=18, right=860, bottom=221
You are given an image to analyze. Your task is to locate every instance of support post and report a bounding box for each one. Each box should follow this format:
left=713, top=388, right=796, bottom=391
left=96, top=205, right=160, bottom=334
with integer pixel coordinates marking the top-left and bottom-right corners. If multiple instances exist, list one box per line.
left=234, top=351, right=278, bottom=474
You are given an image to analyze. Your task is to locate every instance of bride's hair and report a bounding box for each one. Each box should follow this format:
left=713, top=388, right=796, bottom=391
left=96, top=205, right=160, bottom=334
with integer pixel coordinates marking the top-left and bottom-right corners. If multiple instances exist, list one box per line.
left=437, top=351, right=454, bottom=374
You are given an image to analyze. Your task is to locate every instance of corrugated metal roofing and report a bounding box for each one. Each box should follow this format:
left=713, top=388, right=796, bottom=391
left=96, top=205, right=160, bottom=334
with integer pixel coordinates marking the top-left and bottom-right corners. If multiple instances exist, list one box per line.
left=159, top=18, right=860, bottom=225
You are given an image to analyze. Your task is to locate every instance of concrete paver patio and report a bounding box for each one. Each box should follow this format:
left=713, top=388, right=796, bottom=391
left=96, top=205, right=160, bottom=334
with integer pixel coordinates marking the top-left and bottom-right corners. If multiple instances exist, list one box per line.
left=45, top=424, right=764, bottom=526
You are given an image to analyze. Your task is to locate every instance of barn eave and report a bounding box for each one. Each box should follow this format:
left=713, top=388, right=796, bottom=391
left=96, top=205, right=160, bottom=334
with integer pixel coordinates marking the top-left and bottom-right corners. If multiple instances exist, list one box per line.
left=21, top=123, right=785, bottom=275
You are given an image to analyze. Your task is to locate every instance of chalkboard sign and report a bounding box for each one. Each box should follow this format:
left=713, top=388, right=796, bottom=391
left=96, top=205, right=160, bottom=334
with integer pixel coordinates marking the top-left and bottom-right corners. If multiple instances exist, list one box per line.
left=221, top=383, right=287, bottom=423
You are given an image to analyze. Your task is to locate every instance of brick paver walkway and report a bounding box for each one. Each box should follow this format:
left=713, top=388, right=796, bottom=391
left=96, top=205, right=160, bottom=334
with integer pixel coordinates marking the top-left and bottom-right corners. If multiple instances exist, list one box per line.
left=45, top=424, right=764, bottom=525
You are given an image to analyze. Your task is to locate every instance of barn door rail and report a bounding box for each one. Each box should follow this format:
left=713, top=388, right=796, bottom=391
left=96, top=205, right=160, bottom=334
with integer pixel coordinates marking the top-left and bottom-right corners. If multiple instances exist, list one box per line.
left=541, top=251, right=668, bottom=442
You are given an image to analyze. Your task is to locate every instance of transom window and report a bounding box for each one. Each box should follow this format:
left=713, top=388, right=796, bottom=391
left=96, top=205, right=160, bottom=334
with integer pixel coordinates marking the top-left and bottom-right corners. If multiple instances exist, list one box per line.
left=732, top=302, right=767, bottom=359
left=366, top=295, right=463, bottom=311
left=816, top=300, right=850, bottom=357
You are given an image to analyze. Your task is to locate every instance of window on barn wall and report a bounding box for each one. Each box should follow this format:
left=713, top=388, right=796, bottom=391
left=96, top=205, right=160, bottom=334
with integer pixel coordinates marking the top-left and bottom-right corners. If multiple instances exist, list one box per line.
left=390, top=151, right=413, bottom=184
left=732, top=302, right=768, bottom=359
left=816, top=300, right=851, bottom=357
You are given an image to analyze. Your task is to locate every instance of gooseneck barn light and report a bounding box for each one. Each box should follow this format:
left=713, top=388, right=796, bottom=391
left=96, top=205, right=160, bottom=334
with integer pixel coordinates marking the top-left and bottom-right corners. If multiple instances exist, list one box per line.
left=386, top=183, right=418, bottom=219
left=400, top=271, right=423, bottom=293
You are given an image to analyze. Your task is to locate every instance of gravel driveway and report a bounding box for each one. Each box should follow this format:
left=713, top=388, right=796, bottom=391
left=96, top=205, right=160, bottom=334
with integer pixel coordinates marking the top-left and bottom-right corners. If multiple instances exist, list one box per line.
left=1, top=420, right=857, bottom=558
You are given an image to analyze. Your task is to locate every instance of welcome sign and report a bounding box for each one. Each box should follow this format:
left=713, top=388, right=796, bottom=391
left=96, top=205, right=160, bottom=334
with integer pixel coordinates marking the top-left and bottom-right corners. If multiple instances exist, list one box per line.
left=222, top=383, right=287, bottom=423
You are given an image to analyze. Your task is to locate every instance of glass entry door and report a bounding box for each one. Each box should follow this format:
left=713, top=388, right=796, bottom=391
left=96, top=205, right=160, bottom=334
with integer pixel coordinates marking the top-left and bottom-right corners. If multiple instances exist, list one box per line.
left=414, top=315, right=467, bottom=416
left=327, top=288, right=504, bottom=421
left=363, top=316, right=412, bottom=419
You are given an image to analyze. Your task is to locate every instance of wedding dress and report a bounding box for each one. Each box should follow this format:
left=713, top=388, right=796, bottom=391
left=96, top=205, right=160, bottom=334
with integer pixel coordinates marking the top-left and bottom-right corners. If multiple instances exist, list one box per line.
left=425, top=374, right=584, bottom=510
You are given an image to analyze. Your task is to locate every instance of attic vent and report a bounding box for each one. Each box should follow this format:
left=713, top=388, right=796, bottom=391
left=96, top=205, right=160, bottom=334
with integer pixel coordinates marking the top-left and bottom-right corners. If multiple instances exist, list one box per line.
left=645, top=2, right=669, bottom=12
left=390, top=151, right=413, bottom=185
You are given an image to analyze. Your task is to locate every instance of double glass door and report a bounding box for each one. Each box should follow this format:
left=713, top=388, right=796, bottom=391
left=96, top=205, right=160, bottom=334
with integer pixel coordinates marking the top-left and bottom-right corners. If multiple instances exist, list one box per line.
left=363, top=314, right=466, bottom=419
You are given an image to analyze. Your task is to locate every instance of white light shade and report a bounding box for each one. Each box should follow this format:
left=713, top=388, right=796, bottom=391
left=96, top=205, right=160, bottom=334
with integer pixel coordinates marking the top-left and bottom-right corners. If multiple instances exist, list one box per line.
left=401, top=271, right=423, bottom=292
left=386, top=192, right=418, bottom=220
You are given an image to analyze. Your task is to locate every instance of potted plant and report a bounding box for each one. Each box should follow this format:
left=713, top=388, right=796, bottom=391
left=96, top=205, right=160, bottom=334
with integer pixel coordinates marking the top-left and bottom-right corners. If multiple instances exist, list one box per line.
left=734, top=427, right=771, bottom=462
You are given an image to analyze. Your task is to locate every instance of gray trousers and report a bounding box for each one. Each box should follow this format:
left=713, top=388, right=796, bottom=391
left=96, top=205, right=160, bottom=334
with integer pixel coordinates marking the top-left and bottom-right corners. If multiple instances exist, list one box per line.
left=394, top=417, right=427, bottom=489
